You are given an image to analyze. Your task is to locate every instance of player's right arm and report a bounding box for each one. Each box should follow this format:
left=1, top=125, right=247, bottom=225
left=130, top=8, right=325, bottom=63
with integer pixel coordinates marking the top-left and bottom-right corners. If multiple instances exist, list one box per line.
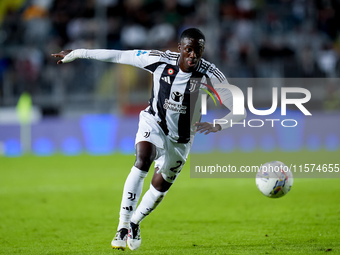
left=51, top=49, right=160, bottom=72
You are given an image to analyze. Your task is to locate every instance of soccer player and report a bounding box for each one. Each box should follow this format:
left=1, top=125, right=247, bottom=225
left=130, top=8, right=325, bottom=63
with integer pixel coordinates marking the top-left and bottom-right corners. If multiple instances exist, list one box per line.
left=52, top=28, right=246, bottom=250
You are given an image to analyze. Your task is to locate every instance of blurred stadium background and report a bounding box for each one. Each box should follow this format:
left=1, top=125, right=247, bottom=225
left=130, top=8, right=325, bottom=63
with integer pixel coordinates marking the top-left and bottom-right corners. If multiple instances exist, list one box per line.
left=0, top=0, right=339, bottom=156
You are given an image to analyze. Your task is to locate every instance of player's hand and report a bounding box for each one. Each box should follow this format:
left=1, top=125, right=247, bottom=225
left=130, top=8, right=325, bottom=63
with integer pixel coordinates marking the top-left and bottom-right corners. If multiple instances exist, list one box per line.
left=194, top=122, right=221, bottom=135
left=51, top=50, right=73, bottom=64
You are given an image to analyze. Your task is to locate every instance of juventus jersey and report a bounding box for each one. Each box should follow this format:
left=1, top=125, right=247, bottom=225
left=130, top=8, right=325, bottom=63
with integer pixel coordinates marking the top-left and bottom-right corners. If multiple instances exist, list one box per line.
left=70, top=49, right=240, bottom=143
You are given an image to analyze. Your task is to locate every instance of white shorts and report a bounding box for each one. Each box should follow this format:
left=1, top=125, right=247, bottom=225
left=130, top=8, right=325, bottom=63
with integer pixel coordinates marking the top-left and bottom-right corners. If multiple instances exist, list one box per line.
left=135, top=111, right=192, bottom=183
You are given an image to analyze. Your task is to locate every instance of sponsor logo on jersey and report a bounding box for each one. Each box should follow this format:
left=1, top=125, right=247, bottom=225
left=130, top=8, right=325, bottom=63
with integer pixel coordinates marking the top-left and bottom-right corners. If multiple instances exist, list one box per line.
left=163, top=99, right=187, bottom=114
left=171, top=91, right=183, bottom=102
left=168, top=68, right=174, bottom=75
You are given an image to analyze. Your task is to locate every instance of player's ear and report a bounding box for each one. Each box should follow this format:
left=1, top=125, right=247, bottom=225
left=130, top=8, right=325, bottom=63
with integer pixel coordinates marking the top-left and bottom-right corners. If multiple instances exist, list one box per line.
left=178, top=43, right=181, bottom=52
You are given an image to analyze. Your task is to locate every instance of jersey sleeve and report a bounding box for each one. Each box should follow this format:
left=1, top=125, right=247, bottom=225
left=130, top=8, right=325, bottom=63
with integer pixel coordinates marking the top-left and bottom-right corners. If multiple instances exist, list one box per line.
left=71, top=49, right=163, bottom=73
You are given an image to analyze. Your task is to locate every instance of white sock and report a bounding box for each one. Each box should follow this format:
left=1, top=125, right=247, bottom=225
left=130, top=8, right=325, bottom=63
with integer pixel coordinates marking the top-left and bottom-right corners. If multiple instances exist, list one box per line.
left=117, top=166, right=148, bottom=230
left=130, top=184, right=167, bottom=225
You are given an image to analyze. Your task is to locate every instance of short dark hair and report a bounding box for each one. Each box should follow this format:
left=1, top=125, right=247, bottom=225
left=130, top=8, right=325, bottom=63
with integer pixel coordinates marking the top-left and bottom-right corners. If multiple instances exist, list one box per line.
left=180, top=28, right=205, bottom=42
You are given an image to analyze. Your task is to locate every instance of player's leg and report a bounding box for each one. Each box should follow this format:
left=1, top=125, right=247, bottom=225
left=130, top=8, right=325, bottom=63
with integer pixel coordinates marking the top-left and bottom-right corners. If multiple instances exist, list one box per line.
left=111, top=141, right=156, bottom=250
left=127, top=169, right=172, bottom=250
left=130, top=168, right=171, bottom=223
left=118, top=141, right=156, bottom=228
left=130, top=141, right=188, bottom=229
left=127, top=141, right=189, bottom=250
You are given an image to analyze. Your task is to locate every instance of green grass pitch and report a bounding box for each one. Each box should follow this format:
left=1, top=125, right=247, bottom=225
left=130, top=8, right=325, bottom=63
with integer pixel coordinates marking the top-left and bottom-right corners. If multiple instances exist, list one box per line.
left=1, top=151, right=339, bottom=254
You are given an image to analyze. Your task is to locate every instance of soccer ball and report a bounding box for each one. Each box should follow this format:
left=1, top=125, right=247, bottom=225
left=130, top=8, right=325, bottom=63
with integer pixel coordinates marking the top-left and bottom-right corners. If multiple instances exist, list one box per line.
left=256, top=161, right=293, bottom=198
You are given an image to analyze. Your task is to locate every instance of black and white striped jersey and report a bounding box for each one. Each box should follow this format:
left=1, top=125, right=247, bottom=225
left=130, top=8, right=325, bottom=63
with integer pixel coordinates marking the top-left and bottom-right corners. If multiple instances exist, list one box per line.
left=73, top=49, right=237, bottom=143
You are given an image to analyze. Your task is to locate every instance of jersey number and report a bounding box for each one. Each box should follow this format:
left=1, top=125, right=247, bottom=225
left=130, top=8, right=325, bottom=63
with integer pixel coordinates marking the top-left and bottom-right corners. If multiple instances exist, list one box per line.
left=170, top=160, right=183, bottom=173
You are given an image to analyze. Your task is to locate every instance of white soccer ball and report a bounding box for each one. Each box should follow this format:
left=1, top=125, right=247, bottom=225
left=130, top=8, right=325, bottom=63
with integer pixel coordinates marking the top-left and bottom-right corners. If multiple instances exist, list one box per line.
left=256, top=161, right=293, bottom=198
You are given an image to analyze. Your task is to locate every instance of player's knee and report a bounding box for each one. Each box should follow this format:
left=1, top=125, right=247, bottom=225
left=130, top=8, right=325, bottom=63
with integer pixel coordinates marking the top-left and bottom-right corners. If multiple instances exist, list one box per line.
left=134, top=154, right=154, bottom=171
left=151, top=171, right=172, bottom=192
left=134, top=142, right=156, bottom=171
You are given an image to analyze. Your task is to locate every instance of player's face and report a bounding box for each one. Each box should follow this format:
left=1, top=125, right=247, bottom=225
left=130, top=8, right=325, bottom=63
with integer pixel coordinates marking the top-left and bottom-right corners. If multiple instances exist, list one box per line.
left=178, top=37, right=205, bottom=72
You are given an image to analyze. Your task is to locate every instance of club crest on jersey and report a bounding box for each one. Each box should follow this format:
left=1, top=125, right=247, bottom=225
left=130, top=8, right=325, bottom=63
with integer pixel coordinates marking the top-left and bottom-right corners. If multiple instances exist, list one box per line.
left=168, top=68, right=174, bottom=75
left=171, top=91, right=183, bottom=102
left=189, top=79, right=199, bottom=92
